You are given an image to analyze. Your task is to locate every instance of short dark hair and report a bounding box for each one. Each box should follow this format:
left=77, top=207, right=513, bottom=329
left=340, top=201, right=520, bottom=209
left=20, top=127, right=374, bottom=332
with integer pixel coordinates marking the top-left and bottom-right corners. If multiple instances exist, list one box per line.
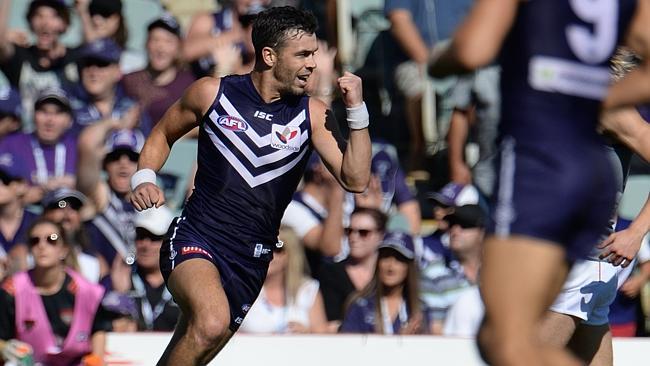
left=252, top=6, right=317, bottom=58
left=27, top=0, right=70, bottom=26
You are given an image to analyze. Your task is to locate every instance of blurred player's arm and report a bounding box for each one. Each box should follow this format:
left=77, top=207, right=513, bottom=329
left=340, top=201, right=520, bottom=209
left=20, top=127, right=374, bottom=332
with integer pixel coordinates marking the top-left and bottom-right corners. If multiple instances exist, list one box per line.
left=387, top=8, right=429, bottom=64
left=311, top=72, right=371, bottom=193
left=130, top=77, right=219, bottom=210
left=447, top=108, right=473, bottom=185
left=600, top=108, right=650, bottom=162
left=599, top=194, right=650, bottom=267
left=604, top=0, right=650, bottom=109
left=620, top=260, right=650, bottom=297
left=428, top=0, right=518, bottom=77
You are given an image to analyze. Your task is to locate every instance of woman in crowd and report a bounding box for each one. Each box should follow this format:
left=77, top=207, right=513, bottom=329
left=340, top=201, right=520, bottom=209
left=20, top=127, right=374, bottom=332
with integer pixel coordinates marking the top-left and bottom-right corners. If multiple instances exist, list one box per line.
left=0, top=218, right=110, bottom=365
left=340, top=232, right=424, bottom=334
left=240, top=226, right=328, bottom=333
left=318, top=207, right=387, bottom=325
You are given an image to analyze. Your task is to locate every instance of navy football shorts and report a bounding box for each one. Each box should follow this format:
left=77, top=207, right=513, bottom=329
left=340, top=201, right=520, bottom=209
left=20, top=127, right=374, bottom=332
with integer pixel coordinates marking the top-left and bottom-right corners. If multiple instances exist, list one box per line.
left=159, top=217, right=275, bottom=331
left=488, top=135, right=617, bottom=261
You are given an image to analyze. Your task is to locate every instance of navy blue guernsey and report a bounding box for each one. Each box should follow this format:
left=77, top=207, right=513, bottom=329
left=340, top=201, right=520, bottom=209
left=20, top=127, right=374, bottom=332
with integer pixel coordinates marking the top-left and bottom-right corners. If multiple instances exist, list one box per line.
left=498, top=0, right=637, bottom=141
left=180, top=74, right=313, bottom=250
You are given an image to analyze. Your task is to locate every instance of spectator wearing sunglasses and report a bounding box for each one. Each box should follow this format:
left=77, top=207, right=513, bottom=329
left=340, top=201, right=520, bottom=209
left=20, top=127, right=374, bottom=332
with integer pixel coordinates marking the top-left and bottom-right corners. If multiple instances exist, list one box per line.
left=240, top=226, right=328, bottom=334
left=0, top=217, right=112, bottom=365
left=420, top=204, right=485, bottom=334
left=340, top=231, right=425, bottom=334
left=318, top=207, right=387, bottom=329
left=78, top=129, right=144, bottom=267
left=0, top=88, right=77, bottom=204
left=41, top=188, right=108, bottom=283
left=71, top=38, right=150, bottom=135
left=108, top=205, right=179, bottom=331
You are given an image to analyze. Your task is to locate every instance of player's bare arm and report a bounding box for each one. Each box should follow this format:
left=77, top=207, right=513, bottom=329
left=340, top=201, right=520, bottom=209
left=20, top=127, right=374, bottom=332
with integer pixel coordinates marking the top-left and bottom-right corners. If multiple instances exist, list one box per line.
left=130, top=77, right=220, bottom=211
left=604, top=0, right=650, bottom=109
left=310, top=71, right=371, bottom=193
left=599, top=195, right=650, bottom=267
left=427, top=0, right=518, bottom=78
left=600, top=108, right=650, bottom=162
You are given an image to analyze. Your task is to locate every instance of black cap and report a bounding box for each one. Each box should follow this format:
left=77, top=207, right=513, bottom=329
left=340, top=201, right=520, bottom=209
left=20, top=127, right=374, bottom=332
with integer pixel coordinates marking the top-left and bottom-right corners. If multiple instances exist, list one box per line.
left=89, top=0, right=122, bottom=17
left=42, top=188, right=87, bottom=211
left=27, top=0, right=70, bottom=25
left=147, top=14, right=182, bottom=38
left=444, top=204, right=487, bottom=229
left=34, top=87, right=71, bottom=113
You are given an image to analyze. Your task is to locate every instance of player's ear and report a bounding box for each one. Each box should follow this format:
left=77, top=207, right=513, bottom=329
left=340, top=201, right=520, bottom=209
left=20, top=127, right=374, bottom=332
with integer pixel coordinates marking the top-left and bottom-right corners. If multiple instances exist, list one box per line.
left=261, top=47, right=276, bottom=67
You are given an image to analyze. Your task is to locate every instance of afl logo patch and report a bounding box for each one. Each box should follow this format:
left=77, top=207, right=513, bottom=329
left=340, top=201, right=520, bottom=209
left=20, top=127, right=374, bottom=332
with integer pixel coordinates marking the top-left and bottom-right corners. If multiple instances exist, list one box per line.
left=218, top=115, right=248, bottom=132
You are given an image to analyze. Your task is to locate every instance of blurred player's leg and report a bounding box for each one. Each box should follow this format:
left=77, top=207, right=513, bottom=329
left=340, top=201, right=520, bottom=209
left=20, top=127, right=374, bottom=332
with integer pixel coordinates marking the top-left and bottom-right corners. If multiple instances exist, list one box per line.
left=478, top=236, right=581, bottom=366
left=568, top=324, right=612, bottom=366
left=157, top=259, right=233, bottom=366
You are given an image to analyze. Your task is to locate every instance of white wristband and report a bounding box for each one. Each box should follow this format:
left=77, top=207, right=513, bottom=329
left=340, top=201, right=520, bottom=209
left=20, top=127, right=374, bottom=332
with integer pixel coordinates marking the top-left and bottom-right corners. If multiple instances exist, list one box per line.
left=346, top=102, right=370, bottom=130
left=130, top=169, right=157, bottom=190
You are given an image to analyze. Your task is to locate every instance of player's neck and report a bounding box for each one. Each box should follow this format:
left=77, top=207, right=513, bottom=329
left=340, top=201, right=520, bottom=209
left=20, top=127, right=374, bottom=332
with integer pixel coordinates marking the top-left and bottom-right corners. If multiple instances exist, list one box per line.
left=250, top=71, right=282, bottom=104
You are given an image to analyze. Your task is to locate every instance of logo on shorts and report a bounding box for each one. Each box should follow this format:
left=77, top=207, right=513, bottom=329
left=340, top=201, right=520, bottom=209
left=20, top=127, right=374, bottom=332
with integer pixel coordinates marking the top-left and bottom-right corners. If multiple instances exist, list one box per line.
left=217, top=115, right=248, bottom=132
left=241, top=304, right=251, bottom=313
left=234, top=317, right=244, bottom=324
left=253, top=243, right=271, bottom=258
left=270, top=124, right=300, bottom=152
left=181, top=246, right=213, bottom=259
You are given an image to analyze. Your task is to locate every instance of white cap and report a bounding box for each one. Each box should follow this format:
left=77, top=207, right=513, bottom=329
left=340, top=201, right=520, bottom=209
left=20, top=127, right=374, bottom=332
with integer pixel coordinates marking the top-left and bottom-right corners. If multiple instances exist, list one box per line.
left=134, top=206, right=174, bottom=236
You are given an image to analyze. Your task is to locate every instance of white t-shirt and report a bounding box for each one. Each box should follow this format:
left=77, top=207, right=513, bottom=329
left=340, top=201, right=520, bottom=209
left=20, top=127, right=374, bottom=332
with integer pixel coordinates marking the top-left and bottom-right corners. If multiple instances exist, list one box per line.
left=442, top=286, right=483, bottom=337
left=239, top=279, right=320, bottom=334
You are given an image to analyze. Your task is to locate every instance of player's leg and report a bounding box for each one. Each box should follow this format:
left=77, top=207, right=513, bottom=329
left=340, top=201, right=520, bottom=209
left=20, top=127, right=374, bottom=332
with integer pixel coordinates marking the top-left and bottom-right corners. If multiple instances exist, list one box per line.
left=539, top=311, right=580, bottom=347
left=568, top=324, right=612, bottom=366
left=157, top=258, right=233, bottom=366
left=477, top=235, right=582, bottom=366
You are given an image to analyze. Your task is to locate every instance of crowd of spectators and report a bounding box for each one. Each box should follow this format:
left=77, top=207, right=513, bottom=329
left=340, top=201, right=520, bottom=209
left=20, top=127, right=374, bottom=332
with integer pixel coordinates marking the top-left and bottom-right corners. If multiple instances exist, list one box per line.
left=0, top=0, right=649, bottom=364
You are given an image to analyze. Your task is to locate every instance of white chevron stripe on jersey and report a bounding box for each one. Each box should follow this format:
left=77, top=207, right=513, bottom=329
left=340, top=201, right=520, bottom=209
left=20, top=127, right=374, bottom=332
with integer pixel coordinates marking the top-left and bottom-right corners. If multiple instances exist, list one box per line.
left=205, top=122, right=309, bottom=188
left=219, top=94, right=306, bottom=148
left=208, top=110, right=308, bottom=167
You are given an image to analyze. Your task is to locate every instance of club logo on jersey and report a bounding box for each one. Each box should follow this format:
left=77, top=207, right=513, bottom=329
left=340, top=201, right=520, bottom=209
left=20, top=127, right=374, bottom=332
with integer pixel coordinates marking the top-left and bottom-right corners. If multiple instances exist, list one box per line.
left=253, top=243, right=271, bottom=258
left=270, top=124, right=301, bottom=152
left=217, top=115, right=248, bottom=132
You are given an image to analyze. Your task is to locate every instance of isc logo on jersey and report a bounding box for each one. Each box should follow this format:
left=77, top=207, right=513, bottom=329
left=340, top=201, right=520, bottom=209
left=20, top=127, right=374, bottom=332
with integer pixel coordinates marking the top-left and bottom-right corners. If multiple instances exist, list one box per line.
left=217, top=115, right=248, bottom=132
left=270, top=124, right=301, bottom=152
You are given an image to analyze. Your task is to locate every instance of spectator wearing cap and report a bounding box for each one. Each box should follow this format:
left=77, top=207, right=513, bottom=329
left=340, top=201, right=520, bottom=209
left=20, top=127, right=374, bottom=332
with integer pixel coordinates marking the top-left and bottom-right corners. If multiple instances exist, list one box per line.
left=281, top=153, right=346, bottom=275
left=41, top=187, right=109, bottom=283
left=183, top=0, right=269, bottom=78
left=318, top=207, right=387, bottom=329
left=0, top=0, right=79, bottom=127
left=0, top=88, right=77, bottom=204
left=420, top=204, right=485, bottom=334
left=0, top=87, right=22, bottom=140
left=122, top=14, right=196, bottom=129
left=0, top=157, right=37, bottom=276
left=340, top=231, right=425, bottom=334
left=72, top=38, right=151, bottom=135
left=418, top=182, right=480, bottom=269
left=108, top=206, right=180, bottom=331
left=78, top=127, right=143, bottom=270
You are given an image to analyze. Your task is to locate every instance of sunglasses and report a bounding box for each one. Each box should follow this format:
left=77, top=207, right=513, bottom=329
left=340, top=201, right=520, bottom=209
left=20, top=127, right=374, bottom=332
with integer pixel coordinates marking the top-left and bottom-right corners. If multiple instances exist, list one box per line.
left=344, top=227, right=377, bottom=238
left=135, top=227, right=164, bottom=242
left=28, top=233, right=60, bottom=247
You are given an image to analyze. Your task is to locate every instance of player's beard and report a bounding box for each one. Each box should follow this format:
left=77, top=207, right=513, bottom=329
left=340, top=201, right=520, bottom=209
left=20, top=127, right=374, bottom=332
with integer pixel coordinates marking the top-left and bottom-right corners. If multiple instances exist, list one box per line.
left=273, top=62, right=306, bottom=97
